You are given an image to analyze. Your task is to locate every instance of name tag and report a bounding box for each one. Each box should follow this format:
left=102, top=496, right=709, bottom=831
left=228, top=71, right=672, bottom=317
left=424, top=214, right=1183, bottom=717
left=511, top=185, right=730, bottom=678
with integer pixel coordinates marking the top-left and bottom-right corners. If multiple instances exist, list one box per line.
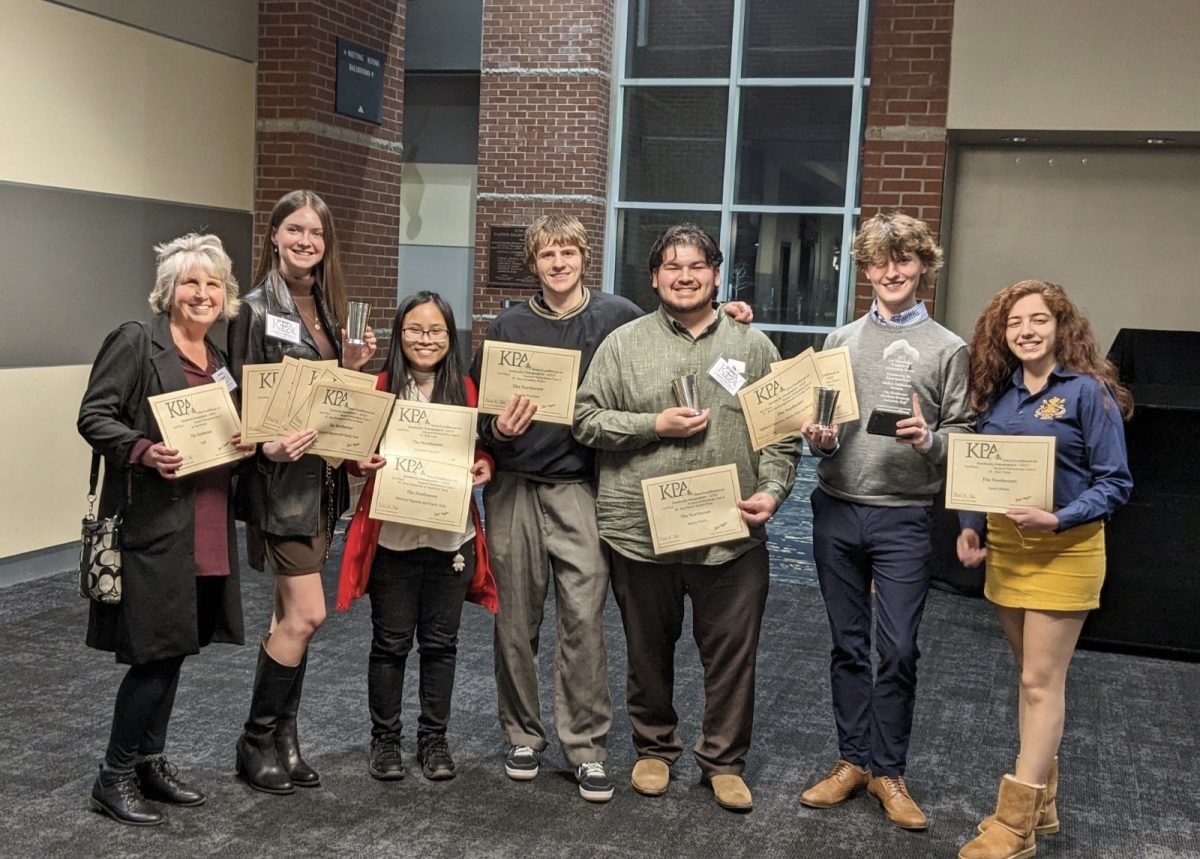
left=266, top=313, right=301, bottom=344
left=708, top=355, right=747, bottom=396
left=212, top=366, right=237, bottom=393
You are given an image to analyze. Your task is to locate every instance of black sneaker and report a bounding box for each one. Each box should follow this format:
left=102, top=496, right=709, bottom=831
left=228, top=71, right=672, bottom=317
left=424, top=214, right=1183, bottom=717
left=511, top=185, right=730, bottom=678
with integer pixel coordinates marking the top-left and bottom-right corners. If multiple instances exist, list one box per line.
left=368, top=736, right=405, bottom=781
left=504, top=745, right=539, bottom=781
left=417, top=735, right=456, bottom=781
left=575, top=761, right=614, bottom=803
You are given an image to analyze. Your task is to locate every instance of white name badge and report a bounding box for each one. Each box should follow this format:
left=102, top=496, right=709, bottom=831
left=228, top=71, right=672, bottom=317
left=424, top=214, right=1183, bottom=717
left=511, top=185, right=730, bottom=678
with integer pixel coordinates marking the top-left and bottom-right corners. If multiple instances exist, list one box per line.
left=708, top=355, right=747, bottom=396
left=266, top=313, right=301, bottom=344
left=212, top=366, right=238, bottom=393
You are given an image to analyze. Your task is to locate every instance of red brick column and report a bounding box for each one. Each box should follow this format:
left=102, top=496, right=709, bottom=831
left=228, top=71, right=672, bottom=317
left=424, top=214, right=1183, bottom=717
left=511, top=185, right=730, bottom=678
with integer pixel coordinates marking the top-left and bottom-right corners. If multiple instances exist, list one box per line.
left=471, top=0, right=614, bottom=346
left=256, top=0, right=405, bottom=338
left=856, top=0, right=955, bottom=316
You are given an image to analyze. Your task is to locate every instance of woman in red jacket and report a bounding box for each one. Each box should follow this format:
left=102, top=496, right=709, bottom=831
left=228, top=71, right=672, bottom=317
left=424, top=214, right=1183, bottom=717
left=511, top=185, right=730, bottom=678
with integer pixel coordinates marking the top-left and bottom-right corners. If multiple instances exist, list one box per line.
left=338, top=291, right=495, bottom=781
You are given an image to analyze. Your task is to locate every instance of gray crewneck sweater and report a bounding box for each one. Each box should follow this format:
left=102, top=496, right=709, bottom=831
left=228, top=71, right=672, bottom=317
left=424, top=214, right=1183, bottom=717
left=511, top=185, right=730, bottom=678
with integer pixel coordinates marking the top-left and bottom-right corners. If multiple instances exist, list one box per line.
left=816, top=313, right=973, bottom=507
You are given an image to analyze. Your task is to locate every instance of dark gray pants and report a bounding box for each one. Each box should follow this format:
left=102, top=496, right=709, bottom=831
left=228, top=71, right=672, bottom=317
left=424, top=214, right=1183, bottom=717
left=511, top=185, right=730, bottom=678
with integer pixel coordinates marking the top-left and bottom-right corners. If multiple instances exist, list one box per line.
left=608, top=543, right=769, bottom=777
left=483, top=473, right=611, bottom=765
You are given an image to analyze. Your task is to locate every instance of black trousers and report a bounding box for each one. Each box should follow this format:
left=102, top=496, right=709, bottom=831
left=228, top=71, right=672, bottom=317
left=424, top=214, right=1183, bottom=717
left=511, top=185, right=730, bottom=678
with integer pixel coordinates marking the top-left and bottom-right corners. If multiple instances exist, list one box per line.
left=104, top=577, right=223, bottom=771
left=367, top=544, right=473, bottom=741
left=608, top=543, right=769, bottom=778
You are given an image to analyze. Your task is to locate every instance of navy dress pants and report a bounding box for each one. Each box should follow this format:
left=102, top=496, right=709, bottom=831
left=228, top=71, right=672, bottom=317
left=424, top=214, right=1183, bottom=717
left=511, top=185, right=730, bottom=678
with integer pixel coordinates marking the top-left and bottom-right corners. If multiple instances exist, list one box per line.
left=810, top=487, right=932, bottom=777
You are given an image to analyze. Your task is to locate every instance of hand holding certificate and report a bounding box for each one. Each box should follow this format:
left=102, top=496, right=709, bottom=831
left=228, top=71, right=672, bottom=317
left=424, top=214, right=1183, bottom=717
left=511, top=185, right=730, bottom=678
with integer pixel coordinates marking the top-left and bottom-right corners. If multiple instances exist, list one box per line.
left=945, top=434, right=1056, bottom=513
left=370, top=401, right=479, bottom=532
left=477, top=340, right=581, bottom=426
left=738, top=348, right=821, bottom=450
left=148, top=382, right=244, bottom=477
left=641, top=464, right=750, bottom=555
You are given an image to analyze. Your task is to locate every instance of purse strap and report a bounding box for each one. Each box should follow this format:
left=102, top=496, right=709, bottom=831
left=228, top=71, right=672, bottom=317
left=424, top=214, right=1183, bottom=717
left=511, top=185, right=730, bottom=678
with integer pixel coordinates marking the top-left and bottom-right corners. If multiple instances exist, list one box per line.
left=86, top=450, right=101, bottom=519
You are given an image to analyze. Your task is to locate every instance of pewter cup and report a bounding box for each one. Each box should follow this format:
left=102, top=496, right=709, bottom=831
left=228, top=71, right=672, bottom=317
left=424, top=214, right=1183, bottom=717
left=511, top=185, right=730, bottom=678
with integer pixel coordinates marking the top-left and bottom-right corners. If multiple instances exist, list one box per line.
left=814, top=387, right=840, bottom=430
left=346, top=301, right=371, bottom=345
left=672, top=374, right=700, bottom=414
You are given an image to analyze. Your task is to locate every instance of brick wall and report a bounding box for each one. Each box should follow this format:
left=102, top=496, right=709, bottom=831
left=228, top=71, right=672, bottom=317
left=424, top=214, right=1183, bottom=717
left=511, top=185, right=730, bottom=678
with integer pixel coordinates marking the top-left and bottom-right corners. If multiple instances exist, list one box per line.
left=857, top=0, right=955, bottom=316
left=471, top=0, right=614, bottom=346
left=256, top=0, right=405, bottom=344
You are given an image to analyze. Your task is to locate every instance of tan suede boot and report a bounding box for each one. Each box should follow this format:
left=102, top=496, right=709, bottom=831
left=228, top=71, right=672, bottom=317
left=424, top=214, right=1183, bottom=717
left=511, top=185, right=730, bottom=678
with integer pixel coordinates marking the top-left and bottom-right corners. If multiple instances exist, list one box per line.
left=979, top=756, right=1059, bottom=835
left=958, top=775, right=1045, bottom=859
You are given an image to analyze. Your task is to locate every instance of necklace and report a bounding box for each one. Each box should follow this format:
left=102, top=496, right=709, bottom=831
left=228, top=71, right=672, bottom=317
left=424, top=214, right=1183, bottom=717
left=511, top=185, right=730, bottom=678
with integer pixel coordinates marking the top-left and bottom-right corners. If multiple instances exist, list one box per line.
left=293, top=297, right=322, bottom=331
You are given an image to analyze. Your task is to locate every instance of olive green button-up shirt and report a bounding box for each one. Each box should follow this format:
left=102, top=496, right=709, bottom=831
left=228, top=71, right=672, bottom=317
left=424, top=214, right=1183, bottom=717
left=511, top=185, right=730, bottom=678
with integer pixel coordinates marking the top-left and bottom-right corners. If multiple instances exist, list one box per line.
left=574, top=306, right=799, bottom=565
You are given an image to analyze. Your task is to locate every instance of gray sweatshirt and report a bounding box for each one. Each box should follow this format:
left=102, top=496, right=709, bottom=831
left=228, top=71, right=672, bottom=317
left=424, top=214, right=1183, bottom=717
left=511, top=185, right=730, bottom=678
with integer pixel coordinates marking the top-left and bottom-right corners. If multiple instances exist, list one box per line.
left=817, top=313, right=973, bottom=507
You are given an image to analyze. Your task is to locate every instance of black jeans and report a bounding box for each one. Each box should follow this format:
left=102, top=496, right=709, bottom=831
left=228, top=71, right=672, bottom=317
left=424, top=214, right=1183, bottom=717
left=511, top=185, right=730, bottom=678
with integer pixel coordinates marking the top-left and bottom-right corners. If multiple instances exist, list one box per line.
left=103, top=577, right=223, bottom=771
left=367, top=544, right=473, bottom=741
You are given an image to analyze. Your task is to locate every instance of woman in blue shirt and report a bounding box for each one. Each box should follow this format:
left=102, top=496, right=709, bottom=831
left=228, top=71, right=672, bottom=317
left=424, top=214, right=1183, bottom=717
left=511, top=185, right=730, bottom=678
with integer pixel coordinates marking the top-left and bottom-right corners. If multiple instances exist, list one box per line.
left=955, top=280, right=1132, bottom=859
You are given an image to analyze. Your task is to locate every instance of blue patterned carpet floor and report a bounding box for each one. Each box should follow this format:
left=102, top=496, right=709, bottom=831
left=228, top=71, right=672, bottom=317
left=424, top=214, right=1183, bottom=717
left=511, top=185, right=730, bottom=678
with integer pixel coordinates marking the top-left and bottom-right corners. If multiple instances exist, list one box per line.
left=1, top=461, right=1197, bottom=858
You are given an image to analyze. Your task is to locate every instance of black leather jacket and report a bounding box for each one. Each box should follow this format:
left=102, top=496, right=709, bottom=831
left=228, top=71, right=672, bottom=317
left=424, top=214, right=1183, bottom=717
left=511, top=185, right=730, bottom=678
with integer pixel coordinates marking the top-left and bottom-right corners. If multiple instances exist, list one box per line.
left=227, top=273, right=349, bottom=555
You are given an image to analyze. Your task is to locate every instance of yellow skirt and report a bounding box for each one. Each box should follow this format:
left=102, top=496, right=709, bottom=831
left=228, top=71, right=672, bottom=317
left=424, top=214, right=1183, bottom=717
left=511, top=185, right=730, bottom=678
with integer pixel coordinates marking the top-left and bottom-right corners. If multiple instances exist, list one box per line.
left=984, top=514, right=1106, bottom=611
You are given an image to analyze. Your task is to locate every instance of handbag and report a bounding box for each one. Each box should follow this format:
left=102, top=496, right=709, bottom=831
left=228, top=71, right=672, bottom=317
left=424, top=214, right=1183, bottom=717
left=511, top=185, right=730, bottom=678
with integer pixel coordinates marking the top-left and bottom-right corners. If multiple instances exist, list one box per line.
left=79, top=450, right=122, bottom=604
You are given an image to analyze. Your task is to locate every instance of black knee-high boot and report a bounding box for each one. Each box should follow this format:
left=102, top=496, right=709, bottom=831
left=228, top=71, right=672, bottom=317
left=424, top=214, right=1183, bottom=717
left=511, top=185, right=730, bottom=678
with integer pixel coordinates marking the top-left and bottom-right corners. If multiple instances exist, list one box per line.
left=235, top=639, right=297, bottom=795
left=275, top=649, right=320, bottom=787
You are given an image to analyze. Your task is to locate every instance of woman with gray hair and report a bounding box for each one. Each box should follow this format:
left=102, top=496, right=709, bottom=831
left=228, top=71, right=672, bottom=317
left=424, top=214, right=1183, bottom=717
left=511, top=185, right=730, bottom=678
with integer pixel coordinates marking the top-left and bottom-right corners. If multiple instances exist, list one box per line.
left=77, top=232, right=254, bottom=826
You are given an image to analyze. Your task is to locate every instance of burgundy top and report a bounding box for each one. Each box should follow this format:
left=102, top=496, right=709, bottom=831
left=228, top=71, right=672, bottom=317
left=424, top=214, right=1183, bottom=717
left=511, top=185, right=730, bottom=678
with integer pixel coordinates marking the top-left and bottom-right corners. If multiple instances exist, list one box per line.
left=128, top=343, right=231, bottom=576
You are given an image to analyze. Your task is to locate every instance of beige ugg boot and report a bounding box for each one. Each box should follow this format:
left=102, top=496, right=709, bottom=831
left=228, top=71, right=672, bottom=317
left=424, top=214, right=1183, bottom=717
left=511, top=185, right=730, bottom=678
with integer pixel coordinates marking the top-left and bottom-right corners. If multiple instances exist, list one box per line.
left=958, top=774, right=1045, bottom=859
left=979, top=756, right=1059, bottom=835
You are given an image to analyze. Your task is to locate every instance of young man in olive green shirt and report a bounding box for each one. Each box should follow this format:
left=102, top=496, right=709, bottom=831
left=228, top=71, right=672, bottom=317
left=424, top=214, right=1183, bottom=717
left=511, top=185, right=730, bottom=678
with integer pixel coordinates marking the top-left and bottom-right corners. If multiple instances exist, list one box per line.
left=574, top=224, right=798, bottom=812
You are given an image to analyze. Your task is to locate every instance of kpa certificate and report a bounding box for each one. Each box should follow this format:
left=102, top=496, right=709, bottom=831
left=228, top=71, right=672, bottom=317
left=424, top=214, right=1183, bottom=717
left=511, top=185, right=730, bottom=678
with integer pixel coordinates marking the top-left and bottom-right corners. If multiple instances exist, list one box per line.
left=944, top=434, right=1057, bottom=513
left=148, top=382, right=244, bottom=477
left=301, top=383, right=394, bottom=461
left=641, top=463, right=750, bottom=555
left=738, top=348, right=821, bottom=450
left=369, top=455, right=474, bottom=533
left=476, top=340, right=581, bottom=426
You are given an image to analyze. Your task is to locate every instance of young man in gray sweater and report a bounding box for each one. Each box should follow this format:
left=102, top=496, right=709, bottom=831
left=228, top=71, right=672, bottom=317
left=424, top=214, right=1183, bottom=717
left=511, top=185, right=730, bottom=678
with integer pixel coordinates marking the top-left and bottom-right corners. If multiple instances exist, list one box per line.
left=798, top=212, right=973, bottom=831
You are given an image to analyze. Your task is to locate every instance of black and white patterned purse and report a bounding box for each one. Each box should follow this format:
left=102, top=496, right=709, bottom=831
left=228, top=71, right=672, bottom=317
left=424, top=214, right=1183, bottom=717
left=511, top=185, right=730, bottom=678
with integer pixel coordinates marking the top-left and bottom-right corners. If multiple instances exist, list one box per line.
left=79, top=451, right=122, bottom=604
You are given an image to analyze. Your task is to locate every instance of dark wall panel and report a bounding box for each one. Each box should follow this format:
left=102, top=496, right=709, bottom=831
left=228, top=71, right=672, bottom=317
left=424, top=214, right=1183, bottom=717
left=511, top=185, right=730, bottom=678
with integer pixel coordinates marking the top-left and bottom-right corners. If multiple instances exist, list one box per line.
left=48, top=0, right=258, bottom=61
left=1, top=183, right=252, bottom=368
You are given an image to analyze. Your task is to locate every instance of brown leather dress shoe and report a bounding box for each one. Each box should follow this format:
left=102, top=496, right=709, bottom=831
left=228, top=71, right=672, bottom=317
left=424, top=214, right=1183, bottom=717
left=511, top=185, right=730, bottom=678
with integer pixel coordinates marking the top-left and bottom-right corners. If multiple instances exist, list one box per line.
left=800, top=760, right=870, bottom=808
left=709, top=774, right=753, bottom=812
left=631, top=757, right=669, bottom=796
left=868, top=774, right=928, bottom=830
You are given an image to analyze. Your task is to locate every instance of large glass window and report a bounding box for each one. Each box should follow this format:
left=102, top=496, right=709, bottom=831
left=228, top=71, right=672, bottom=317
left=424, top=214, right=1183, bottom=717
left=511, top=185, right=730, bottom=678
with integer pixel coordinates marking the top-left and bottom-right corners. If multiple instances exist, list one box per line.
left=608, top=0, right=870, bottom=355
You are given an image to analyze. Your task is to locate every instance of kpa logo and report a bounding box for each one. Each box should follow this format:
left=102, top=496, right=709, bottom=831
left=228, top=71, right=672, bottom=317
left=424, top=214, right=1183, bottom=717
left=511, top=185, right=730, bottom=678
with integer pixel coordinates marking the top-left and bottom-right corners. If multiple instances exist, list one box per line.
left=499, top=350, right=530, bottom=368
left=964, top=441, right=1001, bottom=459
left=257, top=371, right=279, bottom=390
left=753, top=380, right=784, bottom=405
left=164, top=398, right=193, bottom=418
left=392, top=458, right=425, bottom=473
left=393, top=407, right=430, bottom=424
left=658, top=480, right=690, bottom=500
left=323, top=389, right=350, bottom=407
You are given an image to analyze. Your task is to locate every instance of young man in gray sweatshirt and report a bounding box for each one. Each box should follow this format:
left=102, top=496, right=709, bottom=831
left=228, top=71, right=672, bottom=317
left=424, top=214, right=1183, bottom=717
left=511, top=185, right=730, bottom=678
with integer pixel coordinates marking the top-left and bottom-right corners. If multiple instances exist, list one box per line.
left=798, top=212, right=973, bottom=831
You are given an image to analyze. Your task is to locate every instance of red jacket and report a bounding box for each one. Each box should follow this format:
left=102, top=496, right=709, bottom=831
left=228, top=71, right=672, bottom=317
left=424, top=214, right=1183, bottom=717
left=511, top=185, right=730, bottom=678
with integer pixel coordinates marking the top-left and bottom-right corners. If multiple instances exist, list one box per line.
left=336, top=373, right=498, bottom=614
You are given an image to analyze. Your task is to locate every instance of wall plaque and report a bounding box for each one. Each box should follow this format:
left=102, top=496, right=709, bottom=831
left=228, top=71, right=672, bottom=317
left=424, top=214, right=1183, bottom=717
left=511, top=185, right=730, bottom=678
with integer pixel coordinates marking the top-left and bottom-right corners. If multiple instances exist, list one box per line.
left=335, top=37, right=384, bottom=125
left=488, top=225, right=539, bottom=289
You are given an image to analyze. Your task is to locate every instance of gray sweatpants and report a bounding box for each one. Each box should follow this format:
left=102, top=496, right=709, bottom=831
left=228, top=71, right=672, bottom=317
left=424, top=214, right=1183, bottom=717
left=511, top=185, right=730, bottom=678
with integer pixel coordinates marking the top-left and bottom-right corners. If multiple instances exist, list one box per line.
left=483, top=472, right=612, bottom=765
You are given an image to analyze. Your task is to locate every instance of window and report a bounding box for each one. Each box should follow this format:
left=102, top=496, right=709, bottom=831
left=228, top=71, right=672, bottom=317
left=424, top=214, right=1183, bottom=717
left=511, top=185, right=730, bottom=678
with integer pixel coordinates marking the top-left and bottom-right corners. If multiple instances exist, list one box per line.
left=607, top=0, right=870, bottom=356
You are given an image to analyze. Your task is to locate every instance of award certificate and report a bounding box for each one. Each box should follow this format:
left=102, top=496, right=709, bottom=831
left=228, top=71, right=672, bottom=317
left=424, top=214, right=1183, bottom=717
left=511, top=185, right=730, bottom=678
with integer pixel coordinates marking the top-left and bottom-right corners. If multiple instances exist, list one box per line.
left=240, top=363, right=287, bottom=443
left=945, top=434, right=1057, bottom=513
left=738, top=348, right=820, bottom=450
left=381, top=401, right=477, bottom=467
left=148, top=381, right=243, bottom=477
left=284, top=364, right=375, bottom=433
left=476, top=340, right=581, bottom=426
left=302, top=384, right=394, bottom=460
left=641, top=464, right=750, bottom=555
left=369, top=455, right=474, bottom=533
left=771, top=346, right=860, bottom=425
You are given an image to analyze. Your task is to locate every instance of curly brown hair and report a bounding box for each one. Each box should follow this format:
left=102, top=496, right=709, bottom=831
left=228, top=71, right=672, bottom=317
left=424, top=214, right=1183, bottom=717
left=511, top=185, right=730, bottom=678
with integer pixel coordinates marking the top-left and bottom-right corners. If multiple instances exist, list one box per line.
left=968, top=279, right=1133, bottom=419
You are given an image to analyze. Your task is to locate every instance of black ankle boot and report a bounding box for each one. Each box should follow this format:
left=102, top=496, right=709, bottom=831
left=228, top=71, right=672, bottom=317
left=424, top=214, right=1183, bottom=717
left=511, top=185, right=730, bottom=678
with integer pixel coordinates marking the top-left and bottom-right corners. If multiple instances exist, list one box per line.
left=275, top=650, right=320, bottom=788
left=135, top=754, right=205, bottom=806
left=90, top=765, right=164, bottom=826
left=235, top=639, right=297, bottom=795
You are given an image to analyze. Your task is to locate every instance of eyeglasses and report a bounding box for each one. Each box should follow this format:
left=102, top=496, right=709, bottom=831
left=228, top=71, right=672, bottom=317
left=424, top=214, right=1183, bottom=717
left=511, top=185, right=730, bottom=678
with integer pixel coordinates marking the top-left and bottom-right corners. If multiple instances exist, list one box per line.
left=401, top=326, right=449, bottom=342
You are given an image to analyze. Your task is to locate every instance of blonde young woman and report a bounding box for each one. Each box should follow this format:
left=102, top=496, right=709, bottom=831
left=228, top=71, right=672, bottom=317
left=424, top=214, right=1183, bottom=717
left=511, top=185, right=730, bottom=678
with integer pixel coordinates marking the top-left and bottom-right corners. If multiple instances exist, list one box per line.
left=956, top=280, right=1132, bottom=859
left=227, top=190, right=377, bottom=794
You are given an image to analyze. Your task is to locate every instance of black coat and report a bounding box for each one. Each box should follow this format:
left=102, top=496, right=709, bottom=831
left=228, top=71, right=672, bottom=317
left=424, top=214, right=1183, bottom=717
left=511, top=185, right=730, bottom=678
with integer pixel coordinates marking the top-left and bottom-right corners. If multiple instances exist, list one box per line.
left=226, top=273, right=350, bottom=562
left=77, top=313, right=244, bottom=664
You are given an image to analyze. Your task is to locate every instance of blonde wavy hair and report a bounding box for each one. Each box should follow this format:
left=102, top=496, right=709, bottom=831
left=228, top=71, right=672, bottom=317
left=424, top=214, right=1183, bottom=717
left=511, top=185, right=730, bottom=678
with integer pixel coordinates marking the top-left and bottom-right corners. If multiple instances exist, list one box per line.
left=148, top=232, right=240, bottom=320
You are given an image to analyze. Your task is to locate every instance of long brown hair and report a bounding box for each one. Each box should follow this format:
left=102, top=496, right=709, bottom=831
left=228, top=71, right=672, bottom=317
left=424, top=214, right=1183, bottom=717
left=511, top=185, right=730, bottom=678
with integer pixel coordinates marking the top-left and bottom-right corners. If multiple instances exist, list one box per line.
left=968, top=279, right=1132, bottom=419
left=253, top=190, right=348, bottom=326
